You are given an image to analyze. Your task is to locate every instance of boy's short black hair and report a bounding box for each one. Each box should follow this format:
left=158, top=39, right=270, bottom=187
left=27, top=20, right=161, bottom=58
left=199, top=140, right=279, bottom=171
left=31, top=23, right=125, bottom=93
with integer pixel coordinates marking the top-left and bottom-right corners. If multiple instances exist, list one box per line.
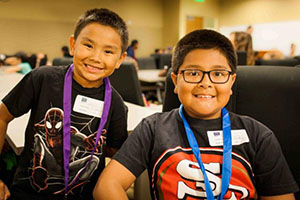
left=172, top=29, right=237, bottom=74
left=74, top=8, right=129, bottom=54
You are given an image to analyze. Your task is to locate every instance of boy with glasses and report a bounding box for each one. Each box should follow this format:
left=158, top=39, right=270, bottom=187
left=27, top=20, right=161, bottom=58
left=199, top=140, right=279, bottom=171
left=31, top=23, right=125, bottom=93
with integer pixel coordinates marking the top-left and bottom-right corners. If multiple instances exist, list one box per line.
left=94, top=29, right=298, bottom=200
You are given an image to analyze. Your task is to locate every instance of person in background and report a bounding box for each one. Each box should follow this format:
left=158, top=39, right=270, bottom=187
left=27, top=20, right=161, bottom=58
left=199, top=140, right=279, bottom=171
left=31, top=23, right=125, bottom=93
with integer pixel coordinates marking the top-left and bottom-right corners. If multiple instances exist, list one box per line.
left=4, top=52, right=32, bottom=75
left=0, top=8, right=128, bottom=200
left=246, top=25, right=254, bottom=35
left=0, top=54, right=6, bottom=67
left=290, top=43, right=297, bottom=58
left=93, top=29, right=298, bottom=200
left=154, top=48, right=164, bottom=54
left=230, top=31, right=255, bottom=65
left=126, top=39, right=138, bottom=60
left=61, top=45, right=72, bottom=57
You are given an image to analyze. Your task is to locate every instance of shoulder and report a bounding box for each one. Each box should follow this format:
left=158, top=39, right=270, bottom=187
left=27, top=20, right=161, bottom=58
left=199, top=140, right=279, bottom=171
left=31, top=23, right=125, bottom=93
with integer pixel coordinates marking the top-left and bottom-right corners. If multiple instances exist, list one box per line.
left=29, top=65, right=68, bottom=81
left=32, top=65, right=67, bottom=75
left=138, top=109, right=179, bottom=130
left=110, top=86, right=126, bottom=108
left=229, top=112, right=273, bottom=139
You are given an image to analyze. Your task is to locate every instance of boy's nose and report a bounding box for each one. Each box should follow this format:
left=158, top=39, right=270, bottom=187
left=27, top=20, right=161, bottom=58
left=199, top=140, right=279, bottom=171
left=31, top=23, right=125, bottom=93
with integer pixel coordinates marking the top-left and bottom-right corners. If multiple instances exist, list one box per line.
left=90, top=49, right=102, bottom=63
left=197, top=73, right=212, bottom=88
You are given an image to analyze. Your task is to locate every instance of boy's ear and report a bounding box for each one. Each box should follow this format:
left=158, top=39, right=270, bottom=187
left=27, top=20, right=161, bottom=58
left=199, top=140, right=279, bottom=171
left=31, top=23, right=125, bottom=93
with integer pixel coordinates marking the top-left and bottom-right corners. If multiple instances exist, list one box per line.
left=170, top=72, right=178, bottom=94
left=230, top=73, right=237, bottom=95
left=115, top=52, right=127, bottom=69
left=69, top=35, right=75, bottom=56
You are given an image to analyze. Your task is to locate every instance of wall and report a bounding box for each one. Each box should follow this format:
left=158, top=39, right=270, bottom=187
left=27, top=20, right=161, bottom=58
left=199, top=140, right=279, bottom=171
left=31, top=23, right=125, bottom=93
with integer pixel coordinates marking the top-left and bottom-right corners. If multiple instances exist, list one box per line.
left=0, top=0, right=163, bottom=61
left=219, top=0, right=300, bottom=56
left=179, top=0, right=220, bottom=39
left=162, top=0, right=180, bottom=51
left=219, top=0, right=300, bottom=27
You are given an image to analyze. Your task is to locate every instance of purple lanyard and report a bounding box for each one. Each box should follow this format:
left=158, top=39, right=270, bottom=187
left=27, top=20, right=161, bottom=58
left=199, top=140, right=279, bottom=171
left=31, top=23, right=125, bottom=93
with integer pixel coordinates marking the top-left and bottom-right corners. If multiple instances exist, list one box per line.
left=63, top=64, right=112, bottom=196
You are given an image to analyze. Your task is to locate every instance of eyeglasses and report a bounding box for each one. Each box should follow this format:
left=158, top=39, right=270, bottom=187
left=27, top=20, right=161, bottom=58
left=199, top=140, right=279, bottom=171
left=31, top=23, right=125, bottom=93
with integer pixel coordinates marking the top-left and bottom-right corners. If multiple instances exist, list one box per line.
left=179, top=69, right=233, bottom=84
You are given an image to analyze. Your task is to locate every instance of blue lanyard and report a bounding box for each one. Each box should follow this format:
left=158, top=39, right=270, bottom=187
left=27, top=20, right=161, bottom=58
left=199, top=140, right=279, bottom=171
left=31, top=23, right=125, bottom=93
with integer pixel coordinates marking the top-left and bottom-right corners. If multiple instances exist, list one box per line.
left=179, top=105, right=232, bottom=200
left=63, top=64, right=112, bottom=197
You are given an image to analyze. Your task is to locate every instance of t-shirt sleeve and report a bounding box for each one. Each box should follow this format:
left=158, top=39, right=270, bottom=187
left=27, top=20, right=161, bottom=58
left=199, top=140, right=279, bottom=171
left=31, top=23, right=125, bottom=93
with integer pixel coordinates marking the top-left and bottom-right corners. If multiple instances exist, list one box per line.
left=113, top=116, right=154, bottom=178
left=2, top=71, right=36, bottom=117
left=19, top=63, right=32, bottom=75
left=254, top=129, right=299, bottom=196
left=105, top=92, right=128, bottom=149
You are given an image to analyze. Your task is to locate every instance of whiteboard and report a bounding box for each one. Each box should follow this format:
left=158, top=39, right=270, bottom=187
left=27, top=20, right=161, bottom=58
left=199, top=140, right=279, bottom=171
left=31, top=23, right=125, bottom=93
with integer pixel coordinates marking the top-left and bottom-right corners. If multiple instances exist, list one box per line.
left=220, top=20, right=300, bottom=57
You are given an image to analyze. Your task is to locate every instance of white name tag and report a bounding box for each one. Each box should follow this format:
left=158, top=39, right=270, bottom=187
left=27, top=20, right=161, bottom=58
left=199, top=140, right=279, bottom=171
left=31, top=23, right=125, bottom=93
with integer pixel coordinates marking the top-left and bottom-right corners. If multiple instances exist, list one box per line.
left=207, top=129, right=249, bottom=146
left=73, top=95, right=103, bottom=118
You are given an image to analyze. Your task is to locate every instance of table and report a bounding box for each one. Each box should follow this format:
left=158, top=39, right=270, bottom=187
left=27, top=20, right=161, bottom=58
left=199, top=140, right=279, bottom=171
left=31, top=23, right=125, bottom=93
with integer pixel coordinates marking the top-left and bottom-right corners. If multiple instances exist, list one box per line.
left=1, top=73, right=162, bottom=155
left=137, top=69, right=166, bottom=83
left=137, top=69, right=166, bottom=103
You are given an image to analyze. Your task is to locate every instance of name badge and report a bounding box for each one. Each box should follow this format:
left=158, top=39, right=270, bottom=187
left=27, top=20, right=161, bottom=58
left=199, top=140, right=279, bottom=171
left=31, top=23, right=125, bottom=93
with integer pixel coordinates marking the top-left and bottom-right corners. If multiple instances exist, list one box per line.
left=207, top=129, right=249, bottom=146
left=73, top=95, right=104, bottom=118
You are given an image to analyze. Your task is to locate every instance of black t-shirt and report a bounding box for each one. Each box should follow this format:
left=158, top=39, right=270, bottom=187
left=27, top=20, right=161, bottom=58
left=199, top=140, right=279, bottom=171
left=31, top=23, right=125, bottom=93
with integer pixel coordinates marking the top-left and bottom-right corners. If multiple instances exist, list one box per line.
left=2, top=65, right=128, bottom=199
left=114, top=109, right=299, bottom=199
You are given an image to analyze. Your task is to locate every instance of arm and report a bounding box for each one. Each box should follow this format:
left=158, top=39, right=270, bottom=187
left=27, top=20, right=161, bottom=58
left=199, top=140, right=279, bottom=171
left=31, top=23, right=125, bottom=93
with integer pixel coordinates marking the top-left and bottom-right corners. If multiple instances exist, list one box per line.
left=0, top=102, right=14, bottom=200
left=93, top=159, right=136, bottom=200
left=5, top=65, right=21, bottom=73
left=105, top=146, right=118, bottom=157
left=261, top=193, right=295, bottom=200
left=0, top=102, right=14, bottom=153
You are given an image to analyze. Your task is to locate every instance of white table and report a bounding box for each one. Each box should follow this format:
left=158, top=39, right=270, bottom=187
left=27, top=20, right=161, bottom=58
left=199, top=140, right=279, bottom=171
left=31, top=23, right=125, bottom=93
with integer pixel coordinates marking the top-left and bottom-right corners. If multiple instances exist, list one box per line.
left=137, top=69, right=166, bottom=103
left=137, top=69, right=166, bottom=83
left=1, top=73, right=162, bottom=155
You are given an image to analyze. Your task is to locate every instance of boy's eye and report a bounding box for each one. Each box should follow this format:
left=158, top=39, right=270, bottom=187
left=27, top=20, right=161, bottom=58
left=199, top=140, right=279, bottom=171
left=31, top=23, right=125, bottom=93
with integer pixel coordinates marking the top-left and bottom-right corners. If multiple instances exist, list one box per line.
left=212, top=71, right=226, bottom=77
left=105, top=50, right=113, bottom=54
left=84, top=43, right=93, bottom=48
left=186, top=71, right=200, bottom=77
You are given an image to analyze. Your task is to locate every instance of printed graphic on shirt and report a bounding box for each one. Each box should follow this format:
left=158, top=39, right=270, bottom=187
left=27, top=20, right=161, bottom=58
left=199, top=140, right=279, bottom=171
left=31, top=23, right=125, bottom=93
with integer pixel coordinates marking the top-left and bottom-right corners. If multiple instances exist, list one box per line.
left=152, top=147, right=257, bottom=200
left=29, top=107, right=106, bottom=195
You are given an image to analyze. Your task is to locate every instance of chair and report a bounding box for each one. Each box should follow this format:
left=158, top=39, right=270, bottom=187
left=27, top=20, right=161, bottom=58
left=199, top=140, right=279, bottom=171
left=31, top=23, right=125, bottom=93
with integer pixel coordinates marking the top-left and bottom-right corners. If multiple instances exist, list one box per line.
left=109, top=62, right=144, bottom=106
left=162, top=66, right=300, bottom=198
left=233, top=66, right=300, bottom=199
left=137, top=57, right=156, bottom=69
left=158, top=54, right=172, bottom=69
left=256, top=58, right=300, bottom=66
left=162, top=68, right=181, bottom=112
left=236, top=50, right=247, bottom=65
left=151, top=54, right=172, bottom=69
left=52, top=57, right=73, bottom=66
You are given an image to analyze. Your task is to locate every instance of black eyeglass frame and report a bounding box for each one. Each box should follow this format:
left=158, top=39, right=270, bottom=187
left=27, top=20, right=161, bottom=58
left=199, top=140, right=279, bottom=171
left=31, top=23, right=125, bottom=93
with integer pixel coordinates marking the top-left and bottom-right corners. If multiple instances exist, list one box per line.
left=179, top=69, right=233, bottom=84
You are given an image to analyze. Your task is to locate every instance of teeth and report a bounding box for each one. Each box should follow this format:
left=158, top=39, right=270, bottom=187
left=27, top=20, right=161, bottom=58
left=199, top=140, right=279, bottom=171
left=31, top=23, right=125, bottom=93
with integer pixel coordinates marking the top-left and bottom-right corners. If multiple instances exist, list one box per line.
left=196, top=95, right=213, bottom=98
left=86, top=64, right=97, bottom=69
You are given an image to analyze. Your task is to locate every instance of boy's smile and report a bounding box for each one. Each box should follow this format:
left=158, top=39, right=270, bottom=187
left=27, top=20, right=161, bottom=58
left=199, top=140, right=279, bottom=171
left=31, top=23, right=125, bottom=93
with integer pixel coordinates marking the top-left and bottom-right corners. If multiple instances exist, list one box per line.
left=171, top=49, right=236, bottom=120
left=70, top=23, right=126, bottom=88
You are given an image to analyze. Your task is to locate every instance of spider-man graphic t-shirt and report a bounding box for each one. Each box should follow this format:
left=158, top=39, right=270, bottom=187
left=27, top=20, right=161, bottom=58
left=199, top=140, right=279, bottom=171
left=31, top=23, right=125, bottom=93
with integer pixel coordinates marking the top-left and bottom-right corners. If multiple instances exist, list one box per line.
left=2, top=65, right=128, bottom=199
left=114, top=109, right=299, bottom=199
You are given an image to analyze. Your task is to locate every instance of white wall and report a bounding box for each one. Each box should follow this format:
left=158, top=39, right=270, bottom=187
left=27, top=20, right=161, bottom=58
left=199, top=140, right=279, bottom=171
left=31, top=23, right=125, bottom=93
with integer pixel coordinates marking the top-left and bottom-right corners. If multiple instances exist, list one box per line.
left=220, top=20, right=300, bottom=56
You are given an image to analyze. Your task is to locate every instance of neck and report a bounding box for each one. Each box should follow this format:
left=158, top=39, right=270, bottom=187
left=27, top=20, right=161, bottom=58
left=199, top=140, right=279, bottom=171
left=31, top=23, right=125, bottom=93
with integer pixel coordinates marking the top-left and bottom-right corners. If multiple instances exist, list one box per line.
left=73, top=73, right=103, bottom=88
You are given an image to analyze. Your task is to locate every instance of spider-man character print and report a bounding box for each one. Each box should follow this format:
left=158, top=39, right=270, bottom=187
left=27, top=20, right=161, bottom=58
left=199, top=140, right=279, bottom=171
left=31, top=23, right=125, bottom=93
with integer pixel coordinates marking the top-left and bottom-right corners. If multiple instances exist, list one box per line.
left=31, top=107, right=106, bottom=194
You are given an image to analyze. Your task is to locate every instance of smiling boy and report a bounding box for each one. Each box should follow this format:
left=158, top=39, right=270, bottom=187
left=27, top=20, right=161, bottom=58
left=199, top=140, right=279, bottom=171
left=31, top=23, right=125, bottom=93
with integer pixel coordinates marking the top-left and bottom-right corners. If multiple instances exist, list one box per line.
left=0, top=8, right=128, bottom=200
left=93, top=29, right=298, bottom=200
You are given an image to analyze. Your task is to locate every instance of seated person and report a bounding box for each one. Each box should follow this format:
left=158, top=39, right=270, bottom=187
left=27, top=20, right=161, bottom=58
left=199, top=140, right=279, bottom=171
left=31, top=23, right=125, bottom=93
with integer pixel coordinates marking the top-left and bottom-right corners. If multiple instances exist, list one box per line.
left=61, top=46, right=72, bottom=58
left=0, top=54, right=5, bottom=67
left=93, top=29, right=299, bottom=199
left=229, top=31, right=255, bottom=65
left=262, top=49, right=284, bottom=60
left=4, top=53, right=32, bottom=75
